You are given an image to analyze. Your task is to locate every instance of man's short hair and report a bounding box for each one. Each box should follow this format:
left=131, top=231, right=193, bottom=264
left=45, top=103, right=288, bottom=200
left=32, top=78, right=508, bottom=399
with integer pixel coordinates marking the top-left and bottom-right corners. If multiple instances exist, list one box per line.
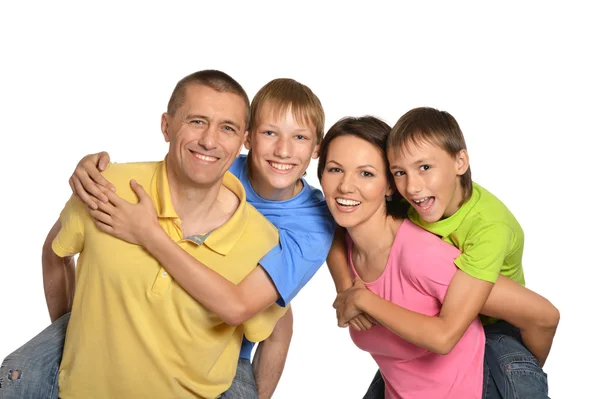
left=167, top=70, right=251, bottom=130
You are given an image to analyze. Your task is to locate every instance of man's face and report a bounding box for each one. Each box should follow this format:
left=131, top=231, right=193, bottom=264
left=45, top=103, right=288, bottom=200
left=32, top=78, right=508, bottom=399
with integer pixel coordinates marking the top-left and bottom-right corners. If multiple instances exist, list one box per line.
left=244, top=104, right=319, bottom=201
left=161, top=84, right=248, bottom=188
left=388, top=139, right=468, bottom=222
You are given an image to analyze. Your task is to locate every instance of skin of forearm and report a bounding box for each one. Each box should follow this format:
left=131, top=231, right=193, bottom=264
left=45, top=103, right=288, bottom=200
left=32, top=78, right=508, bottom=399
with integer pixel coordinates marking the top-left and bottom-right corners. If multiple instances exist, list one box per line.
left=479, top=277, right=560, bottom=366
left=520, top=327, right=555, bottom=367
left=143, top=227, right=269, bottom=326
left=253, top=308, right=293, bottom=399
left=42, top=222, right=75, bottom=322
left=327, top=228, right=353, bottom=293
left=357, top=290, right=459, bottom=355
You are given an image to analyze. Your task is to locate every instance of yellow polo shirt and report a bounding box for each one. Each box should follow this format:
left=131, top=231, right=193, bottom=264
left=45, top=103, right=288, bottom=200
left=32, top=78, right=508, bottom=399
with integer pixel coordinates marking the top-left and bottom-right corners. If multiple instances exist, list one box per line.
left=53, top=160, right=286, bottom=399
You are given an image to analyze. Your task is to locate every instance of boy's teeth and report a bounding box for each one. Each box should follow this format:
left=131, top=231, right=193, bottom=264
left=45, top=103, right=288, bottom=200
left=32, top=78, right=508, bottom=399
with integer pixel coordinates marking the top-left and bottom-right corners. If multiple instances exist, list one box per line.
left=414, top=197, right=434, bottom=209
left=336, top=198, right=361, bottom=206
left=269, top=162, right=294, bottom=171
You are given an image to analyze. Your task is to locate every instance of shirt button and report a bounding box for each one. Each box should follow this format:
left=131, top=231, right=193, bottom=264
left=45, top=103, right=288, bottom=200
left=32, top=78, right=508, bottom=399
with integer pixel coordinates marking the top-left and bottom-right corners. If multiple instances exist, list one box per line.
left=162, top=272, right=168, bottom=277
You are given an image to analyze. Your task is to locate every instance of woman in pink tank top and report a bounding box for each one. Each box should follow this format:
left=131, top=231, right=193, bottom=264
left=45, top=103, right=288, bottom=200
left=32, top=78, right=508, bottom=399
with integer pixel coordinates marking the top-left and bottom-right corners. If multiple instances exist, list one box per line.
left=317, top=116, right=485, bottom=399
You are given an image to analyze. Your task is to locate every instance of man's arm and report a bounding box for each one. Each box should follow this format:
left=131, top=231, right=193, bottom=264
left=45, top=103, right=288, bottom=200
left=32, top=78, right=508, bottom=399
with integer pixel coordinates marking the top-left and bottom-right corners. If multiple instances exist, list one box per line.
left=480, top=275, right=559, bottom=366
left=42, top=219, right=76, bottom=322
left=253, top=307, right=293, bottom=399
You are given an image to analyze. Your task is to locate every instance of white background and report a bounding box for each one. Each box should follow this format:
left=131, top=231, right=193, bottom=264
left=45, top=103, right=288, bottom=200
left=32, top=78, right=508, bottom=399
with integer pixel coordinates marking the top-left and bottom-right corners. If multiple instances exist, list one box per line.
left=0, top=1, right=597, bottom=397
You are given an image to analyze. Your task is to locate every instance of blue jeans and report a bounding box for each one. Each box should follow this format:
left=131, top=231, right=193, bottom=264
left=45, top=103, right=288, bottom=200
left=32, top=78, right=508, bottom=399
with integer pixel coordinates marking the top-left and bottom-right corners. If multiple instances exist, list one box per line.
left=0, top=313, right=69, bottom=399
left=483, top=321, right=549, bottom=399
left=0, top=313, right=258, bottom=398
left=220, top=358, right=258, bottom=399
left=362, top=321, right=549, bottom=399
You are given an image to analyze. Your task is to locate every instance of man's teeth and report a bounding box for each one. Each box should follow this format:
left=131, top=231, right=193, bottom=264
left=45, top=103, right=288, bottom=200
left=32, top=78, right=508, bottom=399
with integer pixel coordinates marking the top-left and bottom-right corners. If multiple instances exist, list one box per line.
left=414, top=197, right=430, bottom=204
left=193, top=153, right=217, bottom=161
left=336, top=198, right=361, bottom=206
left=269, top=162, right=294, bottom=171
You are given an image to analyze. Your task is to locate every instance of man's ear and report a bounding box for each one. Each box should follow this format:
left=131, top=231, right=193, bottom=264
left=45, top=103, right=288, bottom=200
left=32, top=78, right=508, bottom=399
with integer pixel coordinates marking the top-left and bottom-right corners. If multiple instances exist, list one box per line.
left=243, top=131, right=252, bottom=151
left=240, top=130, right=250, bottom=153
left=161, top=113, right=170, bottom=143
left=311, top=143, right=321, bottom=160
left=455, top=149, right=469, bottom=176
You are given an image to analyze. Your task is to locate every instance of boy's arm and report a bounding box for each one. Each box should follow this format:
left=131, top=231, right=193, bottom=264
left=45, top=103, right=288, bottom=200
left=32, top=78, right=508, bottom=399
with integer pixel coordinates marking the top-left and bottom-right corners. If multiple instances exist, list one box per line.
left=253, top=307, right=293, bottom=399
left=480, top=275, right=559, bottom=366
left=454, top=223, right=558, bottom=365
left=339, top=269, right=493, bottom=355
left=42, top=219, right=76, bottom=322
left=92, top=182, right=335, bottom=326
left=142, top=227, right=279, bottom=326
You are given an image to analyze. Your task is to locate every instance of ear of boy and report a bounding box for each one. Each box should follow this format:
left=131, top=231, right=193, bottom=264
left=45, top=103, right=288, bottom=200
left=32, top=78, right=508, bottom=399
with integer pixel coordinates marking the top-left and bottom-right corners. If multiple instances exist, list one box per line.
left=455, top=149, right=469, bottom=176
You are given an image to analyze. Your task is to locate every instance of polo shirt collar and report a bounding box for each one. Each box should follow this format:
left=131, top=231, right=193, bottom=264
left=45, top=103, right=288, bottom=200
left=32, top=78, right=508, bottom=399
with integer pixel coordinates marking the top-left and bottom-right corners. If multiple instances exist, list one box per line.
left=151, top=159, right=250, bottom=256
left=202, top=172, right=249, bottom=256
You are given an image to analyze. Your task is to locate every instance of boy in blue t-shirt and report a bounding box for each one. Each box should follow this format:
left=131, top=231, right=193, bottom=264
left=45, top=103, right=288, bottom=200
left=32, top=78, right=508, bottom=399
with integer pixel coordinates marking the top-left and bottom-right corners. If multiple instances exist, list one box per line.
left=2, top=78, right=335, bottom=399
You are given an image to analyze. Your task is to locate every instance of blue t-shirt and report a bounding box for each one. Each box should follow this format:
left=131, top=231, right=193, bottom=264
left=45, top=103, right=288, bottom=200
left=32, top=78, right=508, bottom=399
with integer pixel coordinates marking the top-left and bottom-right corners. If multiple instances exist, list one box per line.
left=229, top=155, right=335, bottom=359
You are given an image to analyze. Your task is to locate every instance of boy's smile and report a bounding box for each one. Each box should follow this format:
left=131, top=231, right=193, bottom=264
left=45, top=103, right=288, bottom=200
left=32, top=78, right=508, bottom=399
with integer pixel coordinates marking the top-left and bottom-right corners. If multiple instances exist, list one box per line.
left=388, top=139, right=468, bottom=222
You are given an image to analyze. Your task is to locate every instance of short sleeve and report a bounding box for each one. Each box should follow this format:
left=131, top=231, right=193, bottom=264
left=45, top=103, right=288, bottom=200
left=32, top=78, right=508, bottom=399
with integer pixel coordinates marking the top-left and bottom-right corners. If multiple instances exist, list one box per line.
left=409, top=238, right=461, bottom=302
left=52, top=195, right=86, bottom=257
left=454, top=223, right=512, bottom=283
left=241, top=303, right=289, bottom=342
left=258, top=215, right=335, bottom=306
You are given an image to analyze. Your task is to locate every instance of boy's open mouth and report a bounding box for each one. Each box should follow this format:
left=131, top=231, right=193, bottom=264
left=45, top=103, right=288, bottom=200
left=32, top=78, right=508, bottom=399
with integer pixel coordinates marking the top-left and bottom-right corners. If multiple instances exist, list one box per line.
left=413, top=196, right=434, bottom=211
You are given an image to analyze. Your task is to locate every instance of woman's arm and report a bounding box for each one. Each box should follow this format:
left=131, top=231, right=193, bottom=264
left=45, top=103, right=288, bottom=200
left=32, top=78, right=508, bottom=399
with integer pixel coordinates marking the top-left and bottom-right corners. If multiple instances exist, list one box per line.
left=327, top=227, right=376, bottom=331
left=327, top=226, right=354, bottom=293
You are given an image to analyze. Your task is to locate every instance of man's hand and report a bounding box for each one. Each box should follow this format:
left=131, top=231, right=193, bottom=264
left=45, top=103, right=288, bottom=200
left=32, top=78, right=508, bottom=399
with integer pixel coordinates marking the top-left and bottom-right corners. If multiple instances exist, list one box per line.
left=69, top=151, right=114, bottom=209
left=333, top=279, right=372, bottom=328
left=88, top=180, right=161, bottom=246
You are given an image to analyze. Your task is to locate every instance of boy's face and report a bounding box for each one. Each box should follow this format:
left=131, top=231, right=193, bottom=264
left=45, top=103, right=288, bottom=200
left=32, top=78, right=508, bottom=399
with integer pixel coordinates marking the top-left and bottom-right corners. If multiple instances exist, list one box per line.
left=245, top=105, right=320, bottom=200
left=388, top=139, right=468, bottom=222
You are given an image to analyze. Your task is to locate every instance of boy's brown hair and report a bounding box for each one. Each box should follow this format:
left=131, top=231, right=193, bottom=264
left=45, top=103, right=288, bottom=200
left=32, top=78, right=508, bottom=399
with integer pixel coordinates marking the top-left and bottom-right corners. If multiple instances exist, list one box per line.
left=250, top=78, right=325, bottom=143
left=388, top=107, right=472, bottom=202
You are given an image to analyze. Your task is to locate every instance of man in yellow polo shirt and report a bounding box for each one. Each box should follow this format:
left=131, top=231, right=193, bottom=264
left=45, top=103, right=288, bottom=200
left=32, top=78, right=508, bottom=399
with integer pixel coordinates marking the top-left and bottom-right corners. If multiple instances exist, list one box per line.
left=44, top=70, right=287, bottom=398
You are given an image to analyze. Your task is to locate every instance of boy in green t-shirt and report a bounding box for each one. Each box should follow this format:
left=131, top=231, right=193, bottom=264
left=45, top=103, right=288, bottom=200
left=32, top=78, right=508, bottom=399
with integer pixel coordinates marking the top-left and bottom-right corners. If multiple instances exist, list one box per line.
left=328, top=107, right=558, bottom=398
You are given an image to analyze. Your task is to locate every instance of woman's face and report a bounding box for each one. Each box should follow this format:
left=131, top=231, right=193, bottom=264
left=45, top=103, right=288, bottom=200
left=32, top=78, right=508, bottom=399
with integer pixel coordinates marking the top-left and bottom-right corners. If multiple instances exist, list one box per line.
left=320, top=134, right=390, bottom=230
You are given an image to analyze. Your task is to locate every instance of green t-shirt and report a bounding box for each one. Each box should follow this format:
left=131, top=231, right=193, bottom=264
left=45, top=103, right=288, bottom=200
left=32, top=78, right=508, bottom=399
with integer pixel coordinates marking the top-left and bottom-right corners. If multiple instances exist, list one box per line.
left=409, top=182, right=526, bottom=286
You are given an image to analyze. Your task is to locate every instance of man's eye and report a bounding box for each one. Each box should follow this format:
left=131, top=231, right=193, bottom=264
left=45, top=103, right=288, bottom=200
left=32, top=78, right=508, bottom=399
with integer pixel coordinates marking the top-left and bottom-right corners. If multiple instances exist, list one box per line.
left=295, top=135, right=307, bottom=140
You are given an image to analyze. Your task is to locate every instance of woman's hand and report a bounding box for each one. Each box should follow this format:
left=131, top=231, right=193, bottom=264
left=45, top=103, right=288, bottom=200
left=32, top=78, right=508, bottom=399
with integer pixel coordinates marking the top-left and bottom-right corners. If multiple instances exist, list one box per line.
left=88, top=179, right=160, bottom=246
left=333, top=279, right=371, bottom=328
left=69, top=151, right=114, bottom=209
